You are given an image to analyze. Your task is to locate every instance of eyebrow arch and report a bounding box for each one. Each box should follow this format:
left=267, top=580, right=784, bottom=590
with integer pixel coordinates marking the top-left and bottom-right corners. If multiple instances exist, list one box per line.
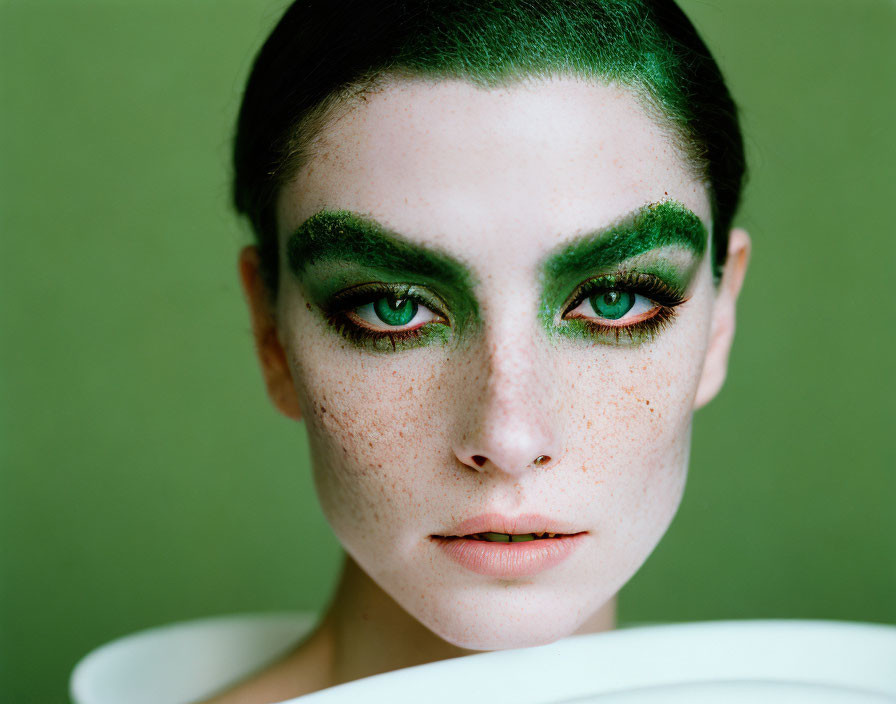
left=286, top=210, right=477, bottom=290
left=288, top=202, right=705, bottom=292
left=539, top=200, right=708, bottom=281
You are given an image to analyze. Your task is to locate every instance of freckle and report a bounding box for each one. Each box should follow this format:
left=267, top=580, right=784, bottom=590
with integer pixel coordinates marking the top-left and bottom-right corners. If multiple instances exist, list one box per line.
left=305, top=302, right=311, bottom=311
left=320, top=407, right=326, bottom=413
left=650, top=408, right=654, bottom=413
left=587, top=420, right=592, bottom=429
left=645, top=400, right=650, bottom=405
left=368, top=442, right=373, bottom=447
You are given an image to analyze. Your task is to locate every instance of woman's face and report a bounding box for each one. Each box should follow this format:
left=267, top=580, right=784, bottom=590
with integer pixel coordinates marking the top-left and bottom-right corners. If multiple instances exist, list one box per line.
left=258, top=77, right=740, bottom=650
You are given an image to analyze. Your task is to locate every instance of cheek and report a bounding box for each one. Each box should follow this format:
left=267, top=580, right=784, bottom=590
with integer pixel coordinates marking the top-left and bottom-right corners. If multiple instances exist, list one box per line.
left=572, top=343, right=701, bottom=474
left=561, top=290, right=713, bottom=558
left=286, top=334, right=452, bottom=544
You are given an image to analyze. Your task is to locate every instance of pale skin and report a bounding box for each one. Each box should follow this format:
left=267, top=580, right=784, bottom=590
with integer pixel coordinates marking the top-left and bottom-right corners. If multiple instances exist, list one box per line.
left=203, top=76, right=750, bottom=703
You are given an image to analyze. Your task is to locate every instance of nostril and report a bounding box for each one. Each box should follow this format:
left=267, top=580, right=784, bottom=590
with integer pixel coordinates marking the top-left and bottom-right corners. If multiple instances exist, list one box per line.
left=471, top=455, right=487, bottom=467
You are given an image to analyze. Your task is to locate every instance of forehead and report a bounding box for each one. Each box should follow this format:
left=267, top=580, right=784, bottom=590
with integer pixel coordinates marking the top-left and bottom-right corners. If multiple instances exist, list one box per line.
left=276, top=76, right=711, bottom=261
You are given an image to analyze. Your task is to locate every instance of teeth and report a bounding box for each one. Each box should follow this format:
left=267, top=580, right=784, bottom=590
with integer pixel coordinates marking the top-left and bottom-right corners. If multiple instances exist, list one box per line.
left=471, top=532, right=560, bottom=542
left=451, top=532, right=565, bottom=541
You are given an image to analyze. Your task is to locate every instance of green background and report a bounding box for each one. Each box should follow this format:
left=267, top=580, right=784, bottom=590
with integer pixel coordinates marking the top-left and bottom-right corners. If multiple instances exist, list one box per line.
left=2, top=1, right=894, bottom=701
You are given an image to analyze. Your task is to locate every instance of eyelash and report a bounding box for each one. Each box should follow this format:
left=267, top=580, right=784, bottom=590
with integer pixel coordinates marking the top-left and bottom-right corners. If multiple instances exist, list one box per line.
left=560, top=271, right=688, bottom=343
left=323, top=272, right=688, bottom=349
left=323, top=282, right=447, bottom=350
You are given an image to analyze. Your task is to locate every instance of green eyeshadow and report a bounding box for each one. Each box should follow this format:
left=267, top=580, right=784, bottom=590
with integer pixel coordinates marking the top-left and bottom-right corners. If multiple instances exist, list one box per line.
left=287, top=210, right=481, bottom=350
left=286, top=202, right=706, bottom=352
left=537, top=201, right=707, bottom=344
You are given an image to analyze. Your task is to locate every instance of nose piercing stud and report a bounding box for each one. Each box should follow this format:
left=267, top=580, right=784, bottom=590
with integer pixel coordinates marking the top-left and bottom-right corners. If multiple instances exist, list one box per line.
left=533, top=455, right=551, bottom=466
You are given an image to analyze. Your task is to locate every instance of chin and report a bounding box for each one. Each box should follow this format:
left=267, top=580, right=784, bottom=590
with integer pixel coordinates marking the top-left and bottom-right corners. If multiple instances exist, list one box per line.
left=400, top=583, right=605, bottom=652
left=441, top=626, right=576, bottom=652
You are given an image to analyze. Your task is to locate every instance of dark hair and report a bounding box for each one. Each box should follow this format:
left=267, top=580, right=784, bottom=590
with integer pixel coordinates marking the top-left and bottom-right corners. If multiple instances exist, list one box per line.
left=233, top=0, right=745, bottom=294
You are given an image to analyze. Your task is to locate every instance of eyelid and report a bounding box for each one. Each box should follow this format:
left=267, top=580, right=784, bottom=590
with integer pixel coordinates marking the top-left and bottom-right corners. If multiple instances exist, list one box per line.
left=321, top=281, right=455, bottom=353
left=566, top=295, right=655, bottom=328
left=560, top=271, right=686, bottom=318
left=328, top=281, right=450, bottom=321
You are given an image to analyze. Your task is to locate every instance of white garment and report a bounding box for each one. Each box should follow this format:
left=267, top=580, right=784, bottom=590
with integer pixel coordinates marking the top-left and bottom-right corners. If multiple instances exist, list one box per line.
left=69, top=611, right=319, bottom=704
left=70, top=616, right=896, bottom=704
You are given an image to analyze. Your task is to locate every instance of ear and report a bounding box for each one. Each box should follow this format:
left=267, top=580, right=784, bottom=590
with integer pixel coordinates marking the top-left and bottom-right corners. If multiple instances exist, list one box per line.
left=693, top=228, right=751, bottom=410
left=238, top=245, right=303, bottom=421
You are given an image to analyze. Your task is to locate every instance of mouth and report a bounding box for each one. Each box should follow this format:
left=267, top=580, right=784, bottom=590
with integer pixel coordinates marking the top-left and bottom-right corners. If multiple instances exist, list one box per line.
left=430, top=530, right=588, bottom=578
left=431, top=512, right=586, bottom=542
left=432, top=531, right=583, bottom=542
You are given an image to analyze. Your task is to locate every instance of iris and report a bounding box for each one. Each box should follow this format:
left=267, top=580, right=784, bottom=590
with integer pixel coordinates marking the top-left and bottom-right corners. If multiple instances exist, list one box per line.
left=373, top=297, right=418, bottom=326
left=590, top=291, right=634, bottom=320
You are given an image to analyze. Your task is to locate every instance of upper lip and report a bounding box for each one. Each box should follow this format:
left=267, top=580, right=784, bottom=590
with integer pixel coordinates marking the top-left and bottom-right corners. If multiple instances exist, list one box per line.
left=432, top=512, right=586, bottom=538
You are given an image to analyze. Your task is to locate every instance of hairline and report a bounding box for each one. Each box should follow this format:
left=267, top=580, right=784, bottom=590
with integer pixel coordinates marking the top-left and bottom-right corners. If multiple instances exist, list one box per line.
left=274, top=69, right=704, bottom=200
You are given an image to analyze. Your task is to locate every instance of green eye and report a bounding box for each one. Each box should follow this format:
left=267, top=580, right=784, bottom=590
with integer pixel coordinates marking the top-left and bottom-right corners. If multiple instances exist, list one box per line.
left=589, top=290, right=635, bottom=320
left=317, top=282, right=453, bottom=353
left=373, top=297, right=418, bottom=326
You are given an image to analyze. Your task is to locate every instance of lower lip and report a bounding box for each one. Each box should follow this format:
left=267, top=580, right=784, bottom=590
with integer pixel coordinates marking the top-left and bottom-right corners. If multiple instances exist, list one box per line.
left=432, top=533, right=587, bottom=578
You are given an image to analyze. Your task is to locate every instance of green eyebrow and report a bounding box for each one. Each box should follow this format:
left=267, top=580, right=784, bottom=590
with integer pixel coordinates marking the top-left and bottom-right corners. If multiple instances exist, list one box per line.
left=290, top=202, right=705, bottom=284
left=286, top=210, right=477, bottom=292
left=539, top=200, right=708, bottom=283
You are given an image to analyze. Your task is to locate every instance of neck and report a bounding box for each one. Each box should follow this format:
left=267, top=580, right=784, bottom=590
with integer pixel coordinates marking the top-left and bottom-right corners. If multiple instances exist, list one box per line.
left=312, top=552, right=617, bottom=688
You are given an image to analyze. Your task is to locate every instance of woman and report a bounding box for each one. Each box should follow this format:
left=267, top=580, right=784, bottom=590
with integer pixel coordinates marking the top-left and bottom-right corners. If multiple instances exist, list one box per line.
left=207, top=0, right=750, bottom=700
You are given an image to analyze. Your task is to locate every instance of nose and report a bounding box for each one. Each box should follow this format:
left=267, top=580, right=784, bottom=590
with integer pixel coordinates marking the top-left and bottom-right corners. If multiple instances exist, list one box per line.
left=452, top=330, right=562, bottom=477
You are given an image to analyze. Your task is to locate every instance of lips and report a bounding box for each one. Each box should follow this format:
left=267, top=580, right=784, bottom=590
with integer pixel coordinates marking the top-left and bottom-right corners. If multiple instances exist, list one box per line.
left=432, top=533, right=586, bottom=578
left=431, top=512, right=588, bottom=578
left=432, top=512, right=586, bottom=539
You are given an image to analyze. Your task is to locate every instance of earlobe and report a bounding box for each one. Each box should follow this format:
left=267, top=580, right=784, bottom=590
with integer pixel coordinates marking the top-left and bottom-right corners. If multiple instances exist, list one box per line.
left=693, top=228, right=751, bottom=410
left=238, top=245, right=303, bottom=422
